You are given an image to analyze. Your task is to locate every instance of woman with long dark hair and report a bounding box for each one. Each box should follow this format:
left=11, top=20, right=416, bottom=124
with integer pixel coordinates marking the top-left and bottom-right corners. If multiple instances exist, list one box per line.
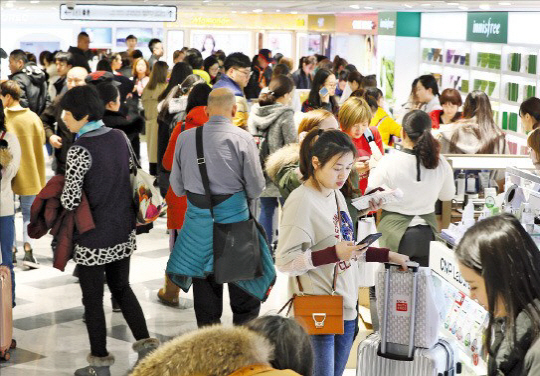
left=141, top=61, right=168, bottom=175
left=520, top=97, right=540, bottom=170
left=156, top=74, right=204, bottom=196
left=292, top=56, right=316, bottom=90
left=276, top=129, right=408, bottom=376
left=158, top=82, right=212, bottom=307
left=456, top=214, right=540, bottom=375
left=204, top=55, right=220, bottom=85
left=368, top=110, right=454, bottom=266
left=364, top=87, right=402, bottom=147
left=301, top=68, right=339, bottom=115
left=438, top=90, right=506, bottom=154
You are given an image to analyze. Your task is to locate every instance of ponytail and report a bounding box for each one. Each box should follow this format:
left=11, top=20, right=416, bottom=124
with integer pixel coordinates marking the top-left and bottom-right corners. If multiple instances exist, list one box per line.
left=258, top=75, right=294, bottom=107
left=402, top=110, right=440, bottom=180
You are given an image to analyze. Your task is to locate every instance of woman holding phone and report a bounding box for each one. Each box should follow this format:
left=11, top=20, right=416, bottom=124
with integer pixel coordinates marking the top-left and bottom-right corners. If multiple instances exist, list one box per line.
left=301, top=69, right=339, bottom=116
left=276, top=129, right=409, bottom=376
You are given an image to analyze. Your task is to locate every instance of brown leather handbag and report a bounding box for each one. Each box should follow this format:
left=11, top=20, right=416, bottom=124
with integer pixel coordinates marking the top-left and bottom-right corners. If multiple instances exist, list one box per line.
left=278, top=268, right=344, bottom=335
left=278, top=192, right=344, bottom=335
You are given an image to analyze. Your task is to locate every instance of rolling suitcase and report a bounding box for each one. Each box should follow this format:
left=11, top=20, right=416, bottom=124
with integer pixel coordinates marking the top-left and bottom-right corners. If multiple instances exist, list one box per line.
left=0, top=266, right=15, bottom=361
left=357, top=263, right=461, bottom=376
left=357, top=333, right=460, bottom=376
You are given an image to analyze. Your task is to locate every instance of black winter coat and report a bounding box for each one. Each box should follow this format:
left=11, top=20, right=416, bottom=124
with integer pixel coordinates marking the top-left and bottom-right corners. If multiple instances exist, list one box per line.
left=9, top=63, right=49, bottom=115
left=101, top=110, right=143, bottom=158
left=40, top=93, right=74, bottom=175
left=67, top=46, right=91, bottom=72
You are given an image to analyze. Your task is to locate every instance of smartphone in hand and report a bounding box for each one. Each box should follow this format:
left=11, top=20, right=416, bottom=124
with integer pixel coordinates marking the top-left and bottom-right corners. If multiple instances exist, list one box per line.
left=319, top=87, right=329, bottom=97
left=356, top=233, right=382, bottom=248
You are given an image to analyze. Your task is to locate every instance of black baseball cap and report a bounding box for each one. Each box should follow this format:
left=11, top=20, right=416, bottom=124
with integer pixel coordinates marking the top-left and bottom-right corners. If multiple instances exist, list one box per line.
left=85, top=71, right=121, bottom=87
left=258, top=49, right=275, bottom=64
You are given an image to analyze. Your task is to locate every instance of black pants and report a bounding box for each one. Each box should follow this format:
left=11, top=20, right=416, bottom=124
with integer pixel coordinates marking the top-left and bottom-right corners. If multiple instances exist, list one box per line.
left=78, top=256, right=150, bottom=357
left=192, top=274, right=260, bottom=327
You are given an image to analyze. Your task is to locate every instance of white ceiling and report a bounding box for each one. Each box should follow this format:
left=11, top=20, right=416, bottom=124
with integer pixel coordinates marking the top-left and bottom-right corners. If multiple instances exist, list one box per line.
left=4, top=0, right=540, bottom=13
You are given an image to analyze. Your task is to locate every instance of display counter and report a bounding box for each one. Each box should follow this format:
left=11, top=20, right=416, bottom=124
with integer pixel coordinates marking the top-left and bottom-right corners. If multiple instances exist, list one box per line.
left=429, top=240, right=488, bottom=376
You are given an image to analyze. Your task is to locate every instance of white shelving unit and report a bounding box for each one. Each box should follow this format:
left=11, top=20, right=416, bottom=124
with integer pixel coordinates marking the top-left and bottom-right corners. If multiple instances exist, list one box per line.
left=420, top=38, right=540, bottom=154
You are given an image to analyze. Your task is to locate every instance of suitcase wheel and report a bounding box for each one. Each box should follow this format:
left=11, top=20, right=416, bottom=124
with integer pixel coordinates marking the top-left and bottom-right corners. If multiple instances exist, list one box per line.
left=0, top=350, right=10, bottom=361
left=11, top=339, right=16, bottom=349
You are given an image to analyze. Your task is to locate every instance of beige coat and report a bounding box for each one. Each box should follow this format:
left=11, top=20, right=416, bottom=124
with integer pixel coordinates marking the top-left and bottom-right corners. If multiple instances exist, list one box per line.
left=141, top=82, right=167, bottom=163
left=130, top=325, right=300, bottom=376
left=4, top=105, right=46, bottom=196
left=437, top=116, right=507, bottom=155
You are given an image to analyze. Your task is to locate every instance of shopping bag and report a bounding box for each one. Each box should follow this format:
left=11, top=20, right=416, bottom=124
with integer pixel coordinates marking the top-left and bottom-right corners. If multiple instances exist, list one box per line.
left=356, top=217, right=378, bottom=287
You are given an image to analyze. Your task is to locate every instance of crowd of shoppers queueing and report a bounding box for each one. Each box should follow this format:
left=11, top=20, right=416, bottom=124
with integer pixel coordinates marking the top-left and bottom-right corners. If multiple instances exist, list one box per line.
left=4, top=36, right=540, bottom=376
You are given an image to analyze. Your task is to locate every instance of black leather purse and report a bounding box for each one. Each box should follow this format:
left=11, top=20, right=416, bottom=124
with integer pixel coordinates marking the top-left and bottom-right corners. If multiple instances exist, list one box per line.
left=195, top=126, right=264, bottom=284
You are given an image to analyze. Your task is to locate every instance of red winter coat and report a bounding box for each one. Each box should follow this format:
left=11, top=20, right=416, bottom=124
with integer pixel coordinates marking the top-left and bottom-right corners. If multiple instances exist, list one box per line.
left=28, top=175, right=95, bottom=271
left=162, top=106, right=209, bottom=230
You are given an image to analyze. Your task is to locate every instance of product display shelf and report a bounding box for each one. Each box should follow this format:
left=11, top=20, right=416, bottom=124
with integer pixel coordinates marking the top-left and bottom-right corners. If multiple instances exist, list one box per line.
left=505, top=129, right=528, bottom=139
left=501, top=70, right=538, bottom=80
left=471, top=66, right=501, bottom=74
left=418, top=39, right=540, bottom=149
left=499, top=98, right=523, bottom=107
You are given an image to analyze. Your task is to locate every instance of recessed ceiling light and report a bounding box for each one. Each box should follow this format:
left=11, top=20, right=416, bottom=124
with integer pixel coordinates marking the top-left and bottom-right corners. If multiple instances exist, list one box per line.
left=447, top=2, right=459, bottom=5
left=253, top=9, right=262, bottom=12
left=240, top=10, right=247, bottom=13
left=403, top=4, right=413, bottom=8
left=203, top=0, right=211, bottom=3
left=421, top=3, right=432, bottom=6
left=290, top=11, right=298, bottom=14
left=349, top=4, right=360, bottom=9
left=479, top=4, right=491, bottom=10
left=458, top=5, right=468, bottom=9
left=231, top=10, right=237, bottom=13
left=498, top=1, right=511, bottom=4
left=30, top=0, right=40, bottom=3
left=276, top=9, right=281, bottom=12
left=364, top=6, right=373, bottom=9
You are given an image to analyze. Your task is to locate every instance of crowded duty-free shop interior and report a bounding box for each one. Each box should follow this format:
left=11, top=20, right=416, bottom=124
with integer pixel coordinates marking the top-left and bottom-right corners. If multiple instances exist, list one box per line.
left=2, top=1, right=540, bottom=375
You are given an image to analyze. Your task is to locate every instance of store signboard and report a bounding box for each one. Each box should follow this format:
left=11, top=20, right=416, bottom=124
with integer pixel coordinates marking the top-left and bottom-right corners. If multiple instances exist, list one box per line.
left=466, top=12, right=508, bottom=44
left=165, top=13, right=307, bottom=31
left=378, top=12, right=397, bottom=36
left=308, top=15, right=336, bottom=32
left=429, top=241, right=470, bottom=294
left=336, top=13, right=378, bottom=35
left=59, top=4, right=177, bottom=22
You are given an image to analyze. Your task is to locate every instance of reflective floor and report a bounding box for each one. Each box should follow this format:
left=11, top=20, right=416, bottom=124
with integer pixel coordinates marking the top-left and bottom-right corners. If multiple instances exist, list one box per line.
left=1, top=145, right=367, bottom=375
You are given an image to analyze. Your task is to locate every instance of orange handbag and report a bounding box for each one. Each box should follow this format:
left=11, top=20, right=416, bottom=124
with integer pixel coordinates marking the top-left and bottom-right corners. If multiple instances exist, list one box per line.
left=279, top=268, right=344, bottom=335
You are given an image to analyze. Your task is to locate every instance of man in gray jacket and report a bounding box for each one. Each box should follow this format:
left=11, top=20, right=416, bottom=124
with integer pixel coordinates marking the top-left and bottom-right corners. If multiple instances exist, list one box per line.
left=168, top=88, right=268, bottom=327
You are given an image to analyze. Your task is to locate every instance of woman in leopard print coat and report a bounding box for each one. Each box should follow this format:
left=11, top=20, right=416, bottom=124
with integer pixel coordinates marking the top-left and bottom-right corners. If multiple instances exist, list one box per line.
left=60, top=85, right=159, bottom=376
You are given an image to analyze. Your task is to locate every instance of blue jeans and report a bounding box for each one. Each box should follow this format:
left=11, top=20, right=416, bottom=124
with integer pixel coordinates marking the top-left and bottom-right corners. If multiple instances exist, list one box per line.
left=311, top=319, right=357, bottom=376
left=258, top=197, right=284, bottom=244
left=13, top=195, right=36, bottom=249
left=0, top=215, right=16, bottom=307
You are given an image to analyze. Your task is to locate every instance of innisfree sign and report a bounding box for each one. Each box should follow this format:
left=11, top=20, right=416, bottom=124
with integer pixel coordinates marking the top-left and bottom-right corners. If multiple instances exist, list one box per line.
left=466, top=12, right=508, bottom=44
